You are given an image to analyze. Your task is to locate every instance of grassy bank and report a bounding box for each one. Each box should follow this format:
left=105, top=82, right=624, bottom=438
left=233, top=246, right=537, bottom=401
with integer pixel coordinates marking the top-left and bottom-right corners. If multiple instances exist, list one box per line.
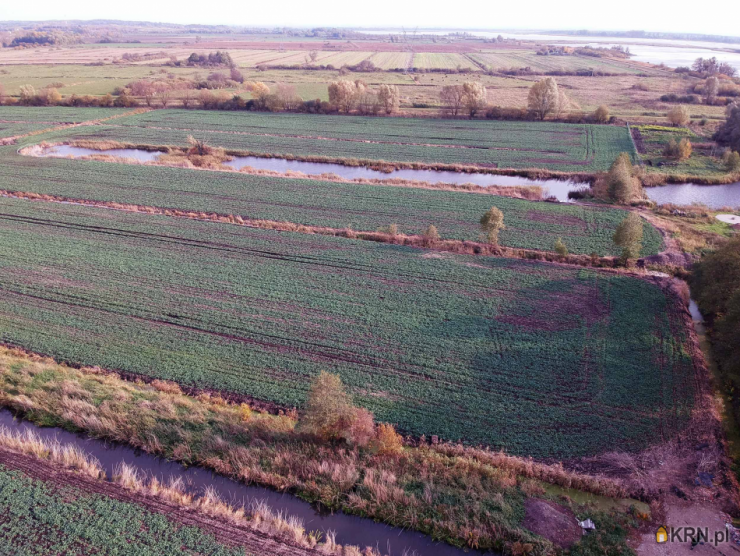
left=0, top=345, right=644, bottom=555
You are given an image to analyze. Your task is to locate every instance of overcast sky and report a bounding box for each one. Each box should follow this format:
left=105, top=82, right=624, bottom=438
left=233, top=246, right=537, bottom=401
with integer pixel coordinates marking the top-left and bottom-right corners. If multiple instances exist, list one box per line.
left=0, top=0, right=738, bottom=38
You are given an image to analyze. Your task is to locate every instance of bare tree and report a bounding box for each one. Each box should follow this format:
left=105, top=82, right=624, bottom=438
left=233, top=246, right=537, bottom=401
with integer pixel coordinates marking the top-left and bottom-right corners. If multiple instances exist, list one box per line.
left=705, top=76, right=719, bottom=104
left=528, top=77, right=560, bottom=120
left=309, top=50, right=319, bottom=63
left=181, top=88, right=194, bottom=109
left=154, top=82, right=172, bottom=108
left=276, top=83, right=302, bottom=111
left=440, top=85, right=464, bottom=116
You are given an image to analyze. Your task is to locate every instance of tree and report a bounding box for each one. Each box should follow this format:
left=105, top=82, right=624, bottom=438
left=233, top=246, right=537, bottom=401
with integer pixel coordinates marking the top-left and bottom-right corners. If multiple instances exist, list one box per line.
left=309, top=50, right=319, bottom=63
left=605, top=152, right=641, bottom=203
left=248, top=81, right=271, bottom=109
left=705, top=76, right=719, bottom=104
left=0, top=83, right=5, bottom=105
left=612, top=213, right=643, bottom=260
left=154, top=82, right=172, bottom=108
left=40, top=87, right=62, bottom=105
left=230, top=67, right=244, bottom=84
left=377, top=84, right=400, bottom=114
left=276, top=83, right=302, bottom=111
left=440, top=85, right=464, bottom=116
left=19, top=84, right=36, bottom=105
left=593, top=105, right=610, bottom=123
left=528, top=77, right=560, bottom=120
left=328, top=79, right=363, bottom=113
left=298, top=371, right=374, bottom=447
left=357, top=89, right=380, bottom=115
left=667, top=105, right=690, bottom=127
left=690, top=237, right=740, bottom=377
left=554, top=237, right=568, bottom=257
left=714, top=104, right=740, bottom=153
left=480, top=207, right=505, bottom=246
left=461, top=81, right=487, bottom=118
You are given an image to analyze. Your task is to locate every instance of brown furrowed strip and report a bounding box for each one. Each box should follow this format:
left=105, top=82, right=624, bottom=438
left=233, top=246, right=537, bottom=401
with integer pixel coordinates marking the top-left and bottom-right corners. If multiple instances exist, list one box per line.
left=1, top=188, right=643, bottom=271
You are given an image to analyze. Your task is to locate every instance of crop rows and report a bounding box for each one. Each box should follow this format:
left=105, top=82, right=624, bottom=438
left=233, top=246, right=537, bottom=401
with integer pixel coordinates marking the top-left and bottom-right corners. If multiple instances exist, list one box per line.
left=93, top=109, right=637, bottom=172
left=0, top=198, right=694, bottom=457
left=3, top=144, right=663, bottom=256
left=0, top=465, right=247, bottom=555
left=0, top=106, right=131, bottom=124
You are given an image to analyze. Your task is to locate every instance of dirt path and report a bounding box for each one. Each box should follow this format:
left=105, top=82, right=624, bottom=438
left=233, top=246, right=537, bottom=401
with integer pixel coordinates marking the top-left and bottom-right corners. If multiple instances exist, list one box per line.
left=0, top=446, right=318, bottom=555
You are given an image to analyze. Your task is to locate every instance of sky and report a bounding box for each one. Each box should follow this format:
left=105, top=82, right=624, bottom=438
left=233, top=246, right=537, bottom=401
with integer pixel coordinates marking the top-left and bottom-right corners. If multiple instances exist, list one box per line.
left=0, top=0, right=738, bottom=38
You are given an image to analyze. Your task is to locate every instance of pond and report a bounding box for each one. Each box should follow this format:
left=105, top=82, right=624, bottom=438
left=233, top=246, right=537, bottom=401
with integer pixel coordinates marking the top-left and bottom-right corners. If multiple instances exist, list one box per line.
left=35, top=144, right=587, bottom=202
left=0, top=409, right=481, bottom=556
left=645, top=182, right=740, bottom=209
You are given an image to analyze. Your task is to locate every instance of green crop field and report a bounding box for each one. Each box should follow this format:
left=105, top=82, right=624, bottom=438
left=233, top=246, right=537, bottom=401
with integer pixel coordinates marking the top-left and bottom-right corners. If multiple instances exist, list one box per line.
left=0, top=465, right=248, bottom=555
left=0, top=197, right=694, bottom=457
left=54, top=109, right=636, bottom=172
left=2, top=145, right=663, bottom=256
left=0, top=106, right=131, bottom=123
left=635, top=125, right=728, bottom=178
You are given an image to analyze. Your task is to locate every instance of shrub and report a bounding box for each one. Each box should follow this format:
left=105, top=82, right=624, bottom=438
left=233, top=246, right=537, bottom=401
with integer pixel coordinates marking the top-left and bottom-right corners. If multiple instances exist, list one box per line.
left=722, top=150, right=740, bottom=171
left=667, top=105, right=690, bottom=126
left=714, top=104, right=740, bottom=153
left=371, top=423, right=403, bottom=455
left=480, top=207, right=505, bottom=245
left=554, top=237, right=568, bottom=257
left=664, top=138, right=692, bottom=160
left=422, top=225, right=439, bottom=245
left=239, top=403, right=252, bottom=422
left=377, top=224, right=399, bottom=236
left=592, top=105, right=610, bottom=123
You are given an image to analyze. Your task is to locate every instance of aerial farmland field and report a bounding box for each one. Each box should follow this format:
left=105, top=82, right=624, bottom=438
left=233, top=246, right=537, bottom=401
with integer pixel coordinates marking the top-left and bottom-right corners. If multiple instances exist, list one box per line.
left=36, top=108, right=638, bottom=172
left=1, top=145, right=663, bottom=256
left=0, top=197, right=693, bottom=457
left=0, top=458, right=301, bottom=556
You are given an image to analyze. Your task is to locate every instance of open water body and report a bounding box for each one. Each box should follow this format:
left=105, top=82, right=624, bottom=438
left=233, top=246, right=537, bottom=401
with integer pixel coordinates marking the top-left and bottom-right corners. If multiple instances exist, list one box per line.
left=37, top=145, right=740, bottom=207
left=40, top=144, right=586, bottom=202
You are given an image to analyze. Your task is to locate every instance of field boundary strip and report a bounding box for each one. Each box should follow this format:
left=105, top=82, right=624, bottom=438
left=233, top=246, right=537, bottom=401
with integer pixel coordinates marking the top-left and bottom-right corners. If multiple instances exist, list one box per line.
left=0, top=188, right=671, bottom=270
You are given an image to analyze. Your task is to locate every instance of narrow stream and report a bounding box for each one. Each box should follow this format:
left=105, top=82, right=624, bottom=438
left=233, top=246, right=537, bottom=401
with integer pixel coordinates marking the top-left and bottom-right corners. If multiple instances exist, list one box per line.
left=34, top=144, right=740, bottom=208
left=36, top=144, right=585, bottom=202
left=0, top=409, right=481, bottom=556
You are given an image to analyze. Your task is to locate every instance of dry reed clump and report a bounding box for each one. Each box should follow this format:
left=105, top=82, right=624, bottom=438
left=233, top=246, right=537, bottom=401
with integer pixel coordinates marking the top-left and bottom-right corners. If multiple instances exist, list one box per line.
left=108, top=461, right=372, bottom=555
left=431, top=443, right=627, bottom=499
left=0, top=426, right=104, bottom=480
